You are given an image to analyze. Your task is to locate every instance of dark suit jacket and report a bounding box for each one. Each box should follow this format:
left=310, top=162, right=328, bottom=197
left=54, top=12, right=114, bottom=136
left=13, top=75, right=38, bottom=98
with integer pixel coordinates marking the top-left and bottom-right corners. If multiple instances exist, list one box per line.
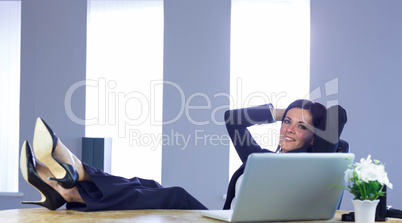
left=223, top=104, right=347, bottom=209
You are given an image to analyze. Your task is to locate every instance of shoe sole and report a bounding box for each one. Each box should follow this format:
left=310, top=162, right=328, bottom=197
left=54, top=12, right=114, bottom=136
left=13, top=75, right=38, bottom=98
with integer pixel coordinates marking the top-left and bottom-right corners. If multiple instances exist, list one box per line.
left=20, top=141, right=46, bottom=203
left=33, top=118, right=67, bottom=180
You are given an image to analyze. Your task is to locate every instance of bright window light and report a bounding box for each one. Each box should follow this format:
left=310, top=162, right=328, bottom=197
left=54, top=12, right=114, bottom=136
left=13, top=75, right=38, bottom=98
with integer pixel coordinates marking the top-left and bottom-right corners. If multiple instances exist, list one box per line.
left=0, top=0, right=21, bottom=192
left=230, top=0, right=310, bottom=176
left=86, top=0, right=163, bottom=182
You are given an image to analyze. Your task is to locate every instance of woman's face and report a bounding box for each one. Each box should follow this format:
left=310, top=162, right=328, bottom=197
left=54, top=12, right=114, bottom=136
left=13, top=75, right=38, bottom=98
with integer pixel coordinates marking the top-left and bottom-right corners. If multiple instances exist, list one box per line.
left=279, top=108, right=315, bottom=153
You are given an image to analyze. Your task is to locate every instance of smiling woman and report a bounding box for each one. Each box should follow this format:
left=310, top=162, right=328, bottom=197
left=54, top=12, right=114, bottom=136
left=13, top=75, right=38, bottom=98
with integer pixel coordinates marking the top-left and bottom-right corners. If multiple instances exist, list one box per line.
left=278, top=100, right=326, bottom=153
left=223, top=99, right=348, bottom=209
left=280, top=108, right=315, bottom=151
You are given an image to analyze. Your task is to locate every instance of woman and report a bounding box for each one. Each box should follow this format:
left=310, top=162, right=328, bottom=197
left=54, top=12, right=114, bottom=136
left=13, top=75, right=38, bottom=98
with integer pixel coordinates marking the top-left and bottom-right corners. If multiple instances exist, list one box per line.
left=223, top=99, right=347, bottom=209
left=20, top=118, right=207, bottom=211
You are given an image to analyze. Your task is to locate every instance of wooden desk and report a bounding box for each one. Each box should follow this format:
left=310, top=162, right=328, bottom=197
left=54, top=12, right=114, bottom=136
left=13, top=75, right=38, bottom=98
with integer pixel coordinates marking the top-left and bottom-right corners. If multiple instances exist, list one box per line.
left=0, top=208, right=401, bottom=223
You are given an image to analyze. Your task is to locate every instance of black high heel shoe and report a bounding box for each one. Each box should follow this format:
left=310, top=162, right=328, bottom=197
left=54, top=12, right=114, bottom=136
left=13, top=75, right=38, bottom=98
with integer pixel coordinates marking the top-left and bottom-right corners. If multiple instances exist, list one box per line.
left=20, top=141, right=66, bottom=210
left=33, top=117, right=78, bottom=189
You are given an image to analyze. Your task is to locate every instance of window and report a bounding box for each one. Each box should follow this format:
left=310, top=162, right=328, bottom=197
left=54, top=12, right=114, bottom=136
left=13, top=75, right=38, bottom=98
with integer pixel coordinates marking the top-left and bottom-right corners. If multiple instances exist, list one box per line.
left=0, top=0, right=21, bottom=192
left=230, top=0, right=310, bottom=176
left=86, top=0, right=163, bottom=182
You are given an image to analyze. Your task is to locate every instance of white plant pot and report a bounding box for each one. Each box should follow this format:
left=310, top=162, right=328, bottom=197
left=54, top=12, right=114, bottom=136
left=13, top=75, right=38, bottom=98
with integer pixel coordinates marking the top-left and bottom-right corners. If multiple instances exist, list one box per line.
left=352, top=199, right=379, bottom=223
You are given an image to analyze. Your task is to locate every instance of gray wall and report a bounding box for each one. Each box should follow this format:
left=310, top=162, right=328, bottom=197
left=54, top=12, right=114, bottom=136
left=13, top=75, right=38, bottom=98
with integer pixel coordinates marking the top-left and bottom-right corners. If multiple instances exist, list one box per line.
left=162, top=0, right=231, bottom=209
left=0, top=0, right=87, bottom=210
left=1, top=0, right=402, bottom=211
left=311, top=0, right=402, bottom=210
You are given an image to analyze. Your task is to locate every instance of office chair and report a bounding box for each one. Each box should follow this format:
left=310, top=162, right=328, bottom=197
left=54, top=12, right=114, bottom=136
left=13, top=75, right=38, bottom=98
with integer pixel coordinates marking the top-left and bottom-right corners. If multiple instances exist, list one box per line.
left=335, top=139, right=349, bottom=210
left=336, top=139, right=349, bottom=153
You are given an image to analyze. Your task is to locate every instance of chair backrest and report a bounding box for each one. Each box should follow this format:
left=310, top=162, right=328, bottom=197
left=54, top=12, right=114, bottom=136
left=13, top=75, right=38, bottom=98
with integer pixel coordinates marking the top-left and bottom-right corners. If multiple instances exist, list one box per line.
left=334, top=139, right=349, bottom=210
left=335, top=139, right=349, bottom=153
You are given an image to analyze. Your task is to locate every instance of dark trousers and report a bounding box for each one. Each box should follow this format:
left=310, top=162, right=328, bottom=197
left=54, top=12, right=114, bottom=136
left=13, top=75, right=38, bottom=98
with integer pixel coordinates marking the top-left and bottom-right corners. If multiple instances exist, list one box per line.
left=66, top=163, right=207, bottom=211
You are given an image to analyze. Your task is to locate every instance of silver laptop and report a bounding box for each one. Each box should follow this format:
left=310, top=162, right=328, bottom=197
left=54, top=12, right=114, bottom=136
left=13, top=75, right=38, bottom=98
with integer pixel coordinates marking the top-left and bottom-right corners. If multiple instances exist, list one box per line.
left=200, top=153, right=355, bottom=222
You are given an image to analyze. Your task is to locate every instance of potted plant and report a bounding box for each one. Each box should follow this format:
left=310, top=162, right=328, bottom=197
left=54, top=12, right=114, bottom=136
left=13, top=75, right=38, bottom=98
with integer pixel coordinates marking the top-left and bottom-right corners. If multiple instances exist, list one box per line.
left=344, top=155, right=393, bottom=223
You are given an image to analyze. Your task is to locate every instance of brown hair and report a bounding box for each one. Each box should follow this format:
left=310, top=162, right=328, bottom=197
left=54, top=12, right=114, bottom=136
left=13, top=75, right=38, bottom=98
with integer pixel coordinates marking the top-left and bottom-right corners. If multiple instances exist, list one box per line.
left=282, top=99, right=326, bottom=129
